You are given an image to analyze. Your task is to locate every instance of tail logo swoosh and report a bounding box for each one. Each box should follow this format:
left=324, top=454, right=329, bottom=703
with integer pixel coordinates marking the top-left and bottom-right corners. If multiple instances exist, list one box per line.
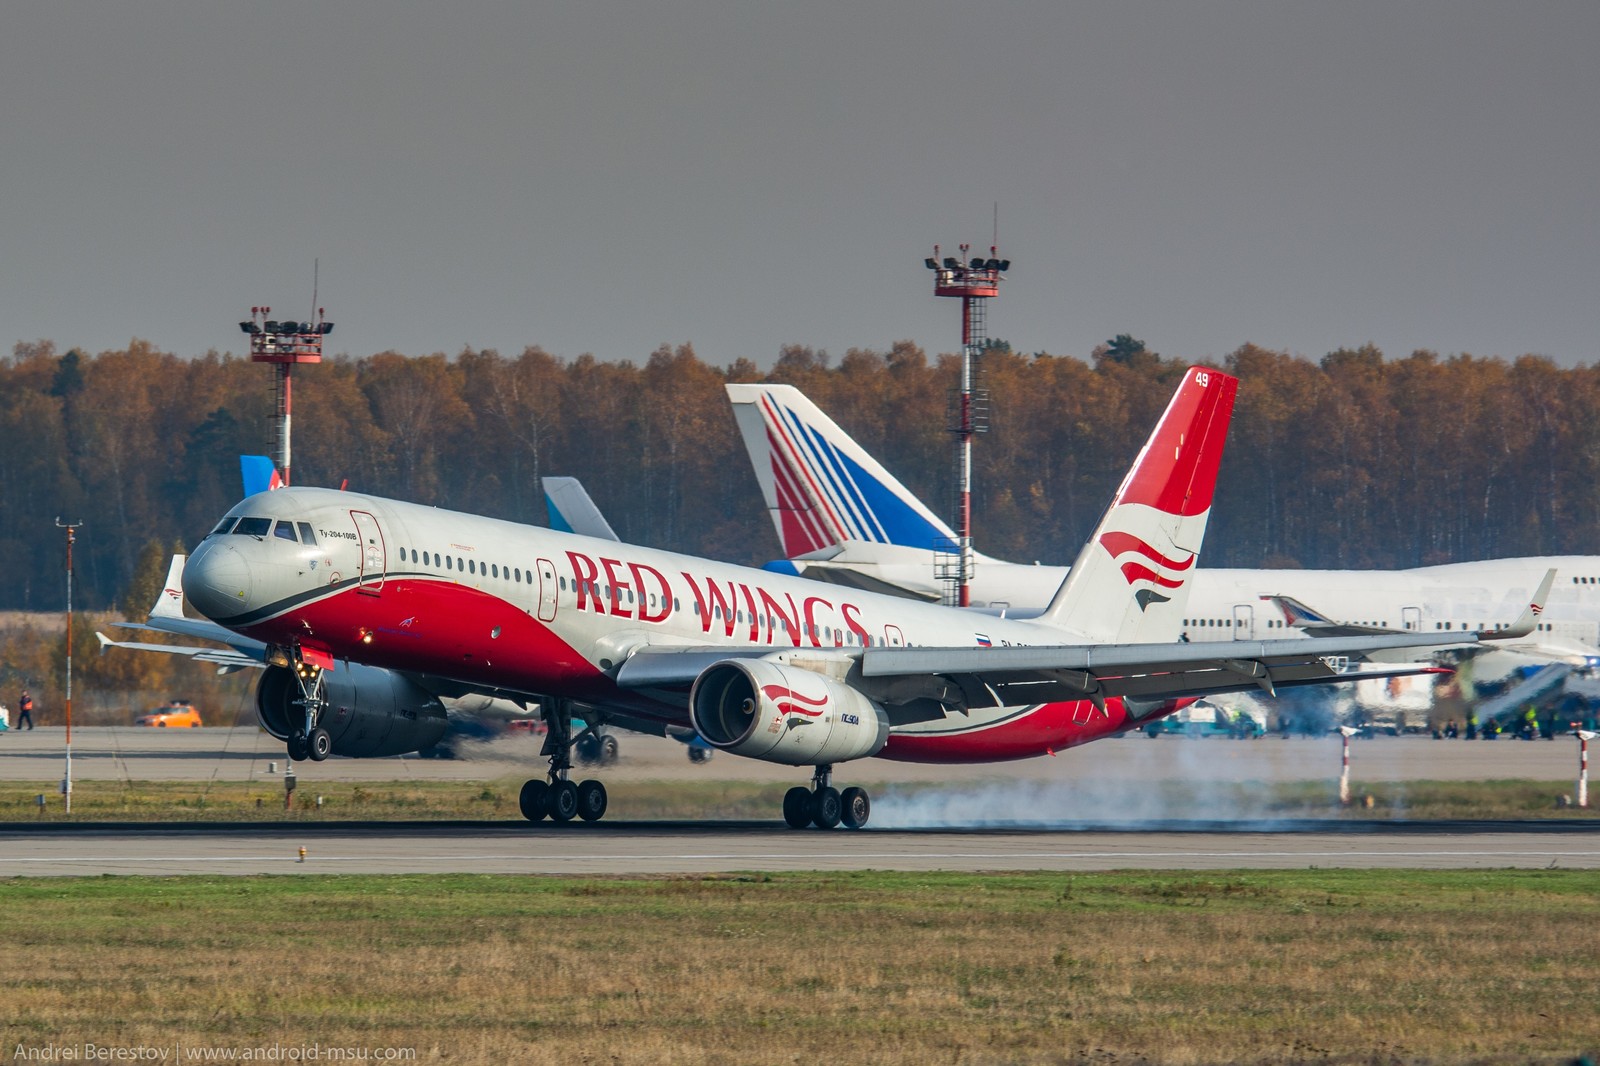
left=1098, top=529, right=1196, bottom=609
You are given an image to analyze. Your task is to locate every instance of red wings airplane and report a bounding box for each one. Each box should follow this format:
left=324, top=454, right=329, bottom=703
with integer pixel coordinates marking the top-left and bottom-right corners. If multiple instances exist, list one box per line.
left=178, top=367, right=1541, bottom=829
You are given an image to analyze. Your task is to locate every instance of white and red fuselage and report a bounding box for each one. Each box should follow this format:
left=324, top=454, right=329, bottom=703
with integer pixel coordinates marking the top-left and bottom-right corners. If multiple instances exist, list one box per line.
left=185, top=486, right=1171, bottom=763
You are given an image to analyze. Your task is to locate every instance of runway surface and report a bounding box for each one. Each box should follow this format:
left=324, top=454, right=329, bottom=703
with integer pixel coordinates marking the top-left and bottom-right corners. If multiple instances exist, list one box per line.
left=3, top=820, right=1597, bottom=876
left=0, top=725, right=1584, bottom=783
left=4, top=727, right=1595, bottom=876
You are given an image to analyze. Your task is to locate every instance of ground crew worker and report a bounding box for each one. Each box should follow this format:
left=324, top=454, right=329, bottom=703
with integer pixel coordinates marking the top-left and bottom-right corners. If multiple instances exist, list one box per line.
left=1465, top=712, right=1478, bottom=741
left=17, top=690, right=34, bottom=730
left=1522, top=706, right=1539, bottom=740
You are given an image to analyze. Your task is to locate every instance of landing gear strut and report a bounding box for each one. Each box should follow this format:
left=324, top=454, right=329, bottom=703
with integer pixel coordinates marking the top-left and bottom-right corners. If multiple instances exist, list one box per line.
left=287, top=660, right=331, bottom=763
left=783, top=765, right=870, bottom=830
left=518, top=699, right=609, bottom=824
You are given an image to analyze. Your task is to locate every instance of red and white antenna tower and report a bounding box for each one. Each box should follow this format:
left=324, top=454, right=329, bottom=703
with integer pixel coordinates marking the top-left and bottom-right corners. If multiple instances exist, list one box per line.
left=241, top=306, right=332, bottom=487
left=923, top=243, right=1009, bottom=607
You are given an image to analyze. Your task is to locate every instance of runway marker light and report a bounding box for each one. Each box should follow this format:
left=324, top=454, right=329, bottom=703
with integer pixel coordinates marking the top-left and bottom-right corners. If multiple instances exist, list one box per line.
left=1575, top=730, right=1596, bottom=808
left=1337, top=725, right=1359, bottom=806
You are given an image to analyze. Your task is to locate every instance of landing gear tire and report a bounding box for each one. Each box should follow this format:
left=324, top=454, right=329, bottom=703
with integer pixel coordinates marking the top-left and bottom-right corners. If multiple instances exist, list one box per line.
left=287, top=733, right=310, bottom=762
left=840, top=786, right=871, bottom=829
left=576, top=731, right=619, bottom=767
left=546, top=779, right=580, bottom=822
left=782, top=786, right=813, bottom=829
left=577, top=779, right=608, bottom=822
left=575, top=734, right=602, bottom=765
left=688, top=745, right=712, bottom=764
left=519, top=779, right=550, bottom=822
left=307, top=728, right=332, bottom=762
left=810, top=786, right=843, bottom=829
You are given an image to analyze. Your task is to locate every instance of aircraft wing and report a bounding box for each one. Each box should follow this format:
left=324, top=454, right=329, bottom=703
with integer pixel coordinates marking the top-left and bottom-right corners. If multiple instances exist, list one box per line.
left=97, top=554, right=271, bottom=674
left=857, top=632, right=1455, bottom=708
left=616, top=571, right=1554, bottom=712
left=95, top=630, right=265, bottom=674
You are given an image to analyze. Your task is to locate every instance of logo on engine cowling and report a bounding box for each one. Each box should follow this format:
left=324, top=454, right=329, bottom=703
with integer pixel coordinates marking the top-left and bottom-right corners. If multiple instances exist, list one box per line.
left=760, top=683, right=828, bottom=718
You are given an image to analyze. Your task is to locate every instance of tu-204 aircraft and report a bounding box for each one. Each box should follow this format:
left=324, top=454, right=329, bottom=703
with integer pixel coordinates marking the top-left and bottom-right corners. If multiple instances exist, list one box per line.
left=175, top=367, right=1544, bottom=829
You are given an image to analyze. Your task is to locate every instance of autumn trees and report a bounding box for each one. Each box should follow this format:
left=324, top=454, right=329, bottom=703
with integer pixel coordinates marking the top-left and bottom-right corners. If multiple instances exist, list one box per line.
left=2, top=335, right=1598, bottom=623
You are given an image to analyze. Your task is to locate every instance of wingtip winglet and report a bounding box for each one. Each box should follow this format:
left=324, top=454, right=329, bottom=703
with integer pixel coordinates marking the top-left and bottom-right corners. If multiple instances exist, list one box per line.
left=1483, top=568, right=1556, bottom=641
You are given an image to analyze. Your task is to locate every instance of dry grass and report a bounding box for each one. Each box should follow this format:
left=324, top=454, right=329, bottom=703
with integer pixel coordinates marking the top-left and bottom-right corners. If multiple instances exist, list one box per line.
left=2, top=777, right=1597, bottom=823
left=0, top=871, right=1596, bottom=1064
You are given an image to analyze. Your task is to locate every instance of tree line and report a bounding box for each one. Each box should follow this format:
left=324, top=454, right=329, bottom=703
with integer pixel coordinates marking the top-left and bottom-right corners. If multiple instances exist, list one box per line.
left=3, top=335, right=1599, bottom=619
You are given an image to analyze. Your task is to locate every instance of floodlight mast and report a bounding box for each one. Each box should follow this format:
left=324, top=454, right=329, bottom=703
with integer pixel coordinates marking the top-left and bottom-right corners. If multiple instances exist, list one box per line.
left=242, top=306, right=331, bottom=486
left=55, top=517, right=83, bottom=815
left=925, top=244, right=1007, bottom=606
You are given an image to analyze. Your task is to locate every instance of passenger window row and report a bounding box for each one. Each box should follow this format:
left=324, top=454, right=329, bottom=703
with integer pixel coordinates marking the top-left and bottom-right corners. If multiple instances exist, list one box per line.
left=399, top=546, right=552, bottom=591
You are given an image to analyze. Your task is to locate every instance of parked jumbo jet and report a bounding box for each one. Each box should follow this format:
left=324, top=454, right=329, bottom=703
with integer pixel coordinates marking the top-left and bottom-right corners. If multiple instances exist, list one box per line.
left=170, top=367, right=1545, bottom=829
left=727, top=382, right=1599, bottom=668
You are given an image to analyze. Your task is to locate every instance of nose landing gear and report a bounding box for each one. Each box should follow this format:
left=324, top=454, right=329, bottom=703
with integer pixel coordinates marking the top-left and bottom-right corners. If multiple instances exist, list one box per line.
left=783, top=765, right=870, bottom=829
left=287, top=660, right=331, bottom=763
left=518, top=699, right=610, bottom=824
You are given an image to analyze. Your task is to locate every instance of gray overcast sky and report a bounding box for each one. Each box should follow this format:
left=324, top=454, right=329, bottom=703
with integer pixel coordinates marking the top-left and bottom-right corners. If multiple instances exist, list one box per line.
left=4, top=2, right=1598, bottom=369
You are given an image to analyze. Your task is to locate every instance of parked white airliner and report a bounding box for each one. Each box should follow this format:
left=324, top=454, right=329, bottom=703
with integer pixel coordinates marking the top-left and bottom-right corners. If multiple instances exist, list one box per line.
left=728, top=383, right=1598, bottom=666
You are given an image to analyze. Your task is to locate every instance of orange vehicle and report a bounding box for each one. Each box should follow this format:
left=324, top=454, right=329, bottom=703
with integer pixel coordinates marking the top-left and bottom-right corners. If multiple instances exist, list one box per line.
left=135, top=699, right=203, bottom=728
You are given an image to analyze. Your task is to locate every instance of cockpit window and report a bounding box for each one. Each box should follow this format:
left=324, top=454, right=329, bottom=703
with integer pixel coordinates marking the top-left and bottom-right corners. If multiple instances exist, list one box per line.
left=232, top=517, right=272, bottom=537
left=273, top=521, right=299, bottom=542
left=297, top=522, right=317, bottom=546
left=210, top=517, right=238, bottom=536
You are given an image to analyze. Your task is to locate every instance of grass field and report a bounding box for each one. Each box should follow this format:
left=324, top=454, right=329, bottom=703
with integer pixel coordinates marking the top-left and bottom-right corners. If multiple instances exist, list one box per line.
left=0, top=870, right=1595, bottom=1065
left=1, top=776, right=1597, bottom=823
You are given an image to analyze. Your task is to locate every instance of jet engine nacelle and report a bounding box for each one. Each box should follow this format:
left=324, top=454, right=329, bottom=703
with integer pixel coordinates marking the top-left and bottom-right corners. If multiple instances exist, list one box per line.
left=255, top=662, right=449, bottom=758
left=689, top=658, right=890, bottom=765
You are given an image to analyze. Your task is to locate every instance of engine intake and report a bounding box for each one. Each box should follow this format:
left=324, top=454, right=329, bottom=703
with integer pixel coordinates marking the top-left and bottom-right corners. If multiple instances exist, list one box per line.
left=256, top=661, right=449, bottom=757
left=690, top=658, right=890, bottom=765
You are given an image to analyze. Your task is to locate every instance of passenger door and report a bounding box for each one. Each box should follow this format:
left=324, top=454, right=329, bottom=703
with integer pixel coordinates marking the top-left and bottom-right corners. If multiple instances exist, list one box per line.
left=351, top=511, right=385, bottom=593
left=536, top=558, right=558, bottom=622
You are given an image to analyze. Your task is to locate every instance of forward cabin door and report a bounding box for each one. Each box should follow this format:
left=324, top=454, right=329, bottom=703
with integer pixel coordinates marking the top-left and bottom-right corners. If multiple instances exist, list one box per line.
left=351, top=511, right=385, bottom=594
left=536, top=558, right=559, bottom=622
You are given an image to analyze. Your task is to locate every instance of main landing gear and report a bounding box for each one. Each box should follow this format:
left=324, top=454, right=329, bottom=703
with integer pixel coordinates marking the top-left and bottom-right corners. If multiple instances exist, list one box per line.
left=286, top=660, right=332, bottom=763
left=783, top=765, right=870, bottom=830
left=518, top=699, right=609, bottom=824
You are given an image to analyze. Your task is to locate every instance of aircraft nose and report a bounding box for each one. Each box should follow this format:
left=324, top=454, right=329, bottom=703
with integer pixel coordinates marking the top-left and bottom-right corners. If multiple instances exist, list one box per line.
left=183, top=542, right=254, bottom=620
